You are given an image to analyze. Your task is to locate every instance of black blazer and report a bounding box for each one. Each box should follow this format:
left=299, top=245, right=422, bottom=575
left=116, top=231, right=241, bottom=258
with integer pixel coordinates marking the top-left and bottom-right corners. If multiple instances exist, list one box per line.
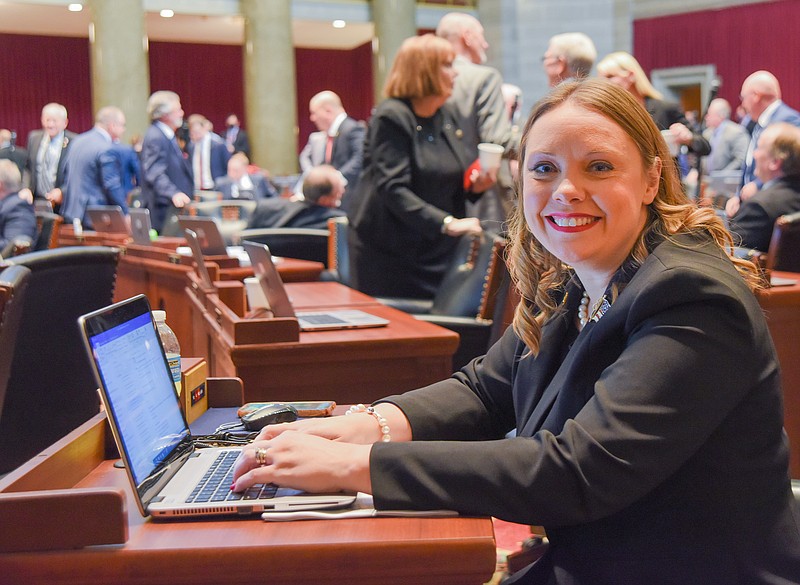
left=371, top=234, right=800, bottom=583
left=729, top=175, right=800, bottom=251
left=646, top=97, right=710, bottom=156
left=139, top=122, right=194, bottom=232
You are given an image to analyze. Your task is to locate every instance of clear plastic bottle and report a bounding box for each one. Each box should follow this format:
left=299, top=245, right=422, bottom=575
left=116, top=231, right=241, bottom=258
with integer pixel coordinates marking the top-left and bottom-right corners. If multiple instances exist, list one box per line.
left=153, top=310, right=181, bottom=396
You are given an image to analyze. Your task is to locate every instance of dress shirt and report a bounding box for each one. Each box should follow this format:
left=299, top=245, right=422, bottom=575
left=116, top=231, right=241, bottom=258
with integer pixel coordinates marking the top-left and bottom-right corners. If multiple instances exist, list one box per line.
left=192, top=135, right=214, bottom=190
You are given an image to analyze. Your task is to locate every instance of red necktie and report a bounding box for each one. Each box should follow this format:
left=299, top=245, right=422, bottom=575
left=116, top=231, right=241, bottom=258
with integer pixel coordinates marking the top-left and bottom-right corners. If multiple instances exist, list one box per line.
left=324, top=135, right=334, bottom=164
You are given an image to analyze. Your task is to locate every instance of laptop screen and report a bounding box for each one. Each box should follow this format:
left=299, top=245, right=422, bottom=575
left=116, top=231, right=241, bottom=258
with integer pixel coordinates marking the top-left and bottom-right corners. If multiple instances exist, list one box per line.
left=85, top=304, right=190, bottom=486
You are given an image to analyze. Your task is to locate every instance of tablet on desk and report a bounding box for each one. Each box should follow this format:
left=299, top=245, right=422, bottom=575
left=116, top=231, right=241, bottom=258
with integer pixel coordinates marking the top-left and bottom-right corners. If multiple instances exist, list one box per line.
left=86, top=205, right=129, bottom=234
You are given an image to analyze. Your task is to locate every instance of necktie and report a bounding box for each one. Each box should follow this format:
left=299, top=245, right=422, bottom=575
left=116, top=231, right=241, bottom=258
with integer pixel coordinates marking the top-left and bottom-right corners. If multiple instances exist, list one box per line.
left=324, top=135, right=334, bottom=164
left=744, top=123, right=763, bottom=184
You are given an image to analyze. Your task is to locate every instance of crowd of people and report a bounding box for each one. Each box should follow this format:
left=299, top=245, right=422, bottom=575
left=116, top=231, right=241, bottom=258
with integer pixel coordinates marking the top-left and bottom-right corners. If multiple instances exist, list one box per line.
left=2, top=10, right=800, bottom=583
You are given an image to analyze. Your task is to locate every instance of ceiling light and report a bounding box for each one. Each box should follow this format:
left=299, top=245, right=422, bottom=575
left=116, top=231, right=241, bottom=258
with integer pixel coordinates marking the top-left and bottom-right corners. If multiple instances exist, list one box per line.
left=160, top=9, right=175, bottom=18
left=68, top=3, right=83, bottom=11
left=332, top=20, right=346, bottom=29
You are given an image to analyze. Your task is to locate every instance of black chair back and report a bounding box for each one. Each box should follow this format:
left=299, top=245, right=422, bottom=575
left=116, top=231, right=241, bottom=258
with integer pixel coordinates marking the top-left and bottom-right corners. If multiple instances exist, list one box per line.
left=33, top=211, right=63, bottom=251
left=0, top=265, right=31, bottom=422
left=767, top=210, right=800, bottom=273
left=327, top=217, right=350, bottom=285
left=239, top=227, right=330, bottom=266
left=0, top=246, right=119, bottom=473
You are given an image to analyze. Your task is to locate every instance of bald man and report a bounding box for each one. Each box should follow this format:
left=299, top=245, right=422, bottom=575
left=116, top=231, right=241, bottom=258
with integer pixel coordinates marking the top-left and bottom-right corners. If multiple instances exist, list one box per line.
left=738, top=71, right=800, bottom=194
left=436, top=11, right=514, bottom=227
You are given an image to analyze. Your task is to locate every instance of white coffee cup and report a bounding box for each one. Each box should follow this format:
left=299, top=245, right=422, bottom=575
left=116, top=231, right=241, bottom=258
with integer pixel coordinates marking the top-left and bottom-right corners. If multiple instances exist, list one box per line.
left=660, top=130, right=679, bottom=157
left=478, top=142, right=504, bottom=171
left=244, top=276, right=270, bottom=310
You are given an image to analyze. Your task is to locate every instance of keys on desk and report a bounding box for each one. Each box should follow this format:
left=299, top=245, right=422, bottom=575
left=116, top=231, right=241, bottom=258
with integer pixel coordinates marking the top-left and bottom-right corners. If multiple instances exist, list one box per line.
left=186, top=450, right=277, bottom=503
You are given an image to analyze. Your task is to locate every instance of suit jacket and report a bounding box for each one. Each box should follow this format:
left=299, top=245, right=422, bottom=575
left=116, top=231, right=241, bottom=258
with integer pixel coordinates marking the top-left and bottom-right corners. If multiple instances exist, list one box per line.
left=371, top=234, right=800, bottom=584
left=140, top=122, right=194, bottom=232
left=215, top=173, right=277, bottom=200
left=0, top=191, right=37, bottom=253
left=25, top=129, right=77, bottom=199
left=729, top=175, right=800, bottom=251
left=299, top=117, right=365, bottom=211
left=645, top=97, right=710, bottom=156
left=220, top=126, right=250, bottom=159
left=448, top=55, right=516, bottom=226
left=703, top=119, right=750, bottom=172
left=247, top=197, right=344, bottom=230
left=187, top=133, right=230, bottom=189
left=742, top=101, right=800, bottom=185
left=104, top=143, right=141, bottom=195
left=0, top=146, right=27, bottom=177
left=61, top=128, right=128, bottom=226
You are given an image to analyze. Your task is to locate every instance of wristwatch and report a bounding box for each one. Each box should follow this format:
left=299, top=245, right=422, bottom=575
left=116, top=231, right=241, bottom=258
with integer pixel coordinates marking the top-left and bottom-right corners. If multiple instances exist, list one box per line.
left=441, top=215, right=454, bottom=233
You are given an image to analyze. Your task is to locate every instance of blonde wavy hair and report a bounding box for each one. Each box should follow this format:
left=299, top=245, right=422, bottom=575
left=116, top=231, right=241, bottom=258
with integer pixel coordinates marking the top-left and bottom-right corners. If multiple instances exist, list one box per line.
left=506, top=79, right=762, bottom=355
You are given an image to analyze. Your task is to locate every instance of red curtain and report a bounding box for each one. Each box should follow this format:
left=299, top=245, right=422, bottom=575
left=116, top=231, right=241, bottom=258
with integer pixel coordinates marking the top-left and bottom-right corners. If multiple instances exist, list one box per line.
left=1, top=33, right=374, bottom=154
left=634, top=0, right=800, bottom=111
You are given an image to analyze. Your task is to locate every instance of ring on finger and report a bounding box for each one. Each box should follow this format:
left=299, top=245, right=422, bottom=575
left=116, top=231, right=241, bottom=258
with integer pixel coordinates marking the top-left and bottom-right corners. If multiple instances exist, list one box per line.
left=255, top=447, right=269, bottom=467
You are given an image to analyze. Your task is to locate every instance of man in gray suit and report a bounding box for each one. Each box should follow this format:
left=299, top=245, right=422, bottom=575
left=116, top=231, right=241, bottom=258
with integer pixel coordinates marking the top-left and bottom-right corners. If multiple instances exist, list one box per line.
left=436, top=12, right=514, bottom=229
left=703, top=98, right=749, bottom=173
left=542, top=32, right=597, bottom=87
left=60, top=106, right=128, bottom=228
left=25, top=102, right=77, bottom=210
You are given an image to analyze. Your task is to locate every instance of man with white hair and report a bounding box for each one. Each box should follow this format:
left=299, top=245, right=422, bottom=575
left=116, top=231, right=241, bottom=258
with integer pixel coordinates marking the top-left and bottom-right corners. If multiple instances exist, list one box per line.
left=61, top=106, right=129, bottom=228
left=140, top=90, right=194, bottom=232
left=703, top=98, right=749, bottom=173
left=436, top=11, right=514, bottom=227
left=25, top=102, right=76, bottom=208
left=727, top=71, right=800, bottom=217
left=542, top=32, right=597, bottom=87
left=0, top=159, right=36, bottom=255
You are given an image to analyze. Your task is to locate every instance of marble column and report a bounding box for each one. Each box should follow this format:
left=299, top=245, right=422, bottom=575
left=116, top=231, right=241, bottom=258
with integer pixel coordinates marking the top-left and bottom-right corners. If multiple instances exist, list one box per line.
left=371, top=0, right=416, bottom=102
left=241, top=0, right=298, bottom=174
left=87, top=0, right=150, bottom=141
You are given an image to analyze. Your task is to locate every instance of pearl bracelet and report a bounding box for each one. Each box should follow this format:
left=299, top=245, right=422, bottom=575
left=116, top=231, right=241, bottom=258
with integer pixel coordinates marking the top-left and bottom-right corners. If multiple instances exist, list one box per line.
left=346, top=404, right=391, bottom=442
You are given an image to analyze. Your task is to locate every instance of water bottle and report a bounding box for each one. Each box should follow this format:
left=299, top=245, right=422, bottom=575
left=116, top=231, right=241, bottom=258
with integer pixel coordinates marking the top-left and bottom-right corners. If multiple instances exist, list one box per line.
left=153, top=310, right=181, bottom=395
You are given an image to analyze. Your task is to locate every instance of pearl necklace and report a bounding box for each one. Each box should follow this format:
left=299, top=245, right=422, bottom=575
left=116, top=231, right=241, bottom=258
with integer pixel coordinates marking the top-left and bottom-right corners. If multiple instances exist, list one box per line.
left=578, top=290, right=611, bottom=329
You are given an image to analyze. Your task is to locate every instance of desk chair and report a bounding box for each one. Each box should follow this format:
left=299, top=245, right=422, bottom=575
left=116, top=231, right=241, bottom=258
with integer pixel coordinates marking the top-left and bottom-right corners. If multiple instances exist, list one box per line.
left=238, top=227, right=330, bottom=266
left=378, top=234, right=510, bottom=370
left=737, top=211, right=800, bottom=277
left=0, top=265, right=30, bottom=423
left=33, top=211, right=63, bottom=251
left=0, top=246, right=120, bottom=474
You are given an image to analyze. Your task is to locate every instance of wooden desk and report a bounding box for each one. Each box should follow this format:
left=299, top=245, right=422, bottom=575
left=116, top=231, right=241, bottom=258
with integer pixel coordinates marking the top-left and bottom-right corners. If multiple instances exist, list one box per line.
left=112, top=244, right=323, bottom=357
left=189, top=280, right=459, bottom=404
left=757, top=271, right=800, bottom=478
left=0, top=413, right=496, bottom=585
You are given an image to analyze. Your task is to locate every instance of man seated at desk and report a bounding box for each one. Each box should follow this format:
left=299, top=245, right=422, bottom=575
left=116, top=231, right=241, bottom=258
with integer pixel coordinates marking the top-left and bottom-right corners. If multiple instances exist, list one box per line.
left=728, top=122, right=800, bottom=252
left=215, top=152, right=278, bottom=200
left=247, top=164, right=346, bottom=230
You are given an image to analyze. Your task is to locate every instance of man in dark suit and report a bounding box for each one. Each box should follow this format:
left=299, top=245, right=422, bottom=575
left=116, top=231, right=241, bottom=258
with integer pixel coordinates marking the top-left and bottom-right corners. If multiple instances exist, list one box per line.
left=436, top=12, right=515, bottom=228
left=140, top=91, right=194, bottom=232
left=734, top=70, right=800, bottom=211
left=729, top=122, right=800, bottom=251
left=24, top=102, right=76, bottom=210
left=0, top=160, right=37, bottom=255
left=247, top=164, right=345, bottom=230
left=60, top=106, right=129, bottom=227
left=186, top=114, right=230, bottom=191
left=220, top=113, right=250, bottom=159
left=298, top=91, right=365, bottom=211
left=214, top=152, right=277, bottom=200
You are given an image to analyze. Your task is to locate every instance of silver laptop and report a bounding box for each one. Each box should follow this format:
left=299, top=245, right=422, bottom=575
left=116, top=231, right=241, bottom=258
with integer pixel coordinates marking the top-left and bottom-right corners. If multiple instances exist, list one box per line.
left=86, top=205, right=129, bottom=234
left=177, top=216, right=228, bottom=255
left=184, top=228, right=217, bottom=292
left=242, top=241, right=389, bottom=331
left=129, top=208, right=152, bottom=245
left=78, top=294, right=356, bottom=519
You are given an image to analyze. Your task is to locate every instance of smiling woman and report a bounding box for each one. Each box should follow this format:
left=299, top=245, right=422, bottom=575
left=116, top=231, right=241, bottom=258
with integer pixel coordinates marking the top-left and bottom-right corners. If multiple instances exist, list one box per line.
left=230, top=79, right=800, bottom=584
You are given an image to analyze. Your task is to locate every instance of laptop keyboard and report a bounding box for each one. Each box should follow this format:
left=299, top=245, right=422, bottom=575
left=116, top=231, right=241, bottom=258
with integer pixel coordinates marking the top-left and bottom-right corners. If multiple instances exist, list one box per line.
left=299, top=313, right=347, bottom=325
left=186, top=450, right=278, bottom=503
